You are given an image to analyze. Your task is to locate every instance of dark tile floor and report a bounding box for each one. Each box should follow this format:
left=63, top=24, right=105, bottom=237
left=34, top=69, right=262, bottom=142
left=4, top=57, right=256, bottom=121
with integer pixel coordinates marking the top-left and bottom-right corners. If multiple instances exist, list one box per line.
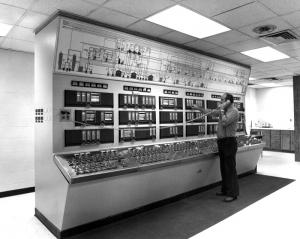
left=69, top=174, right=293, bottom=239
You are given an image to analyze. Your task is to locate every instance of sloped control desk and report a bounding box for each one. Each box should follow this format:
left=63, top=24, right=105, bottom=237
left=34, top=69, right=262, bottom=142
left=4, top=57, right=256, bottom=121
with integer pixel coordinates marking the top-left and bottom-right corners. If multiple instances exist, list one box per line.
left=40, top=137, right=264, bottom=237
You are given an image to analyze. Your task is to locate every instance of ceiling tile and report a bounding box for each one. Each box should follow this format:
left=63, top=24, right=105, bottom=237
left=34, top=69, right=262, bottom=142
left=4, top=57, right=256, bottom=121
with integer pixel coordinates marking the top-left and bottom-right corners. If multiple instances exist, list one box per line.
left=224, top=39, right=267, bottom=52
left=206, top=46, right=235, bottom=56
left=57, top=0, right=98, bottom=16
left=223, top=52, right=249, bottom=61
left=7, top=26, right=34, bottom=42
left=281, top=62, right=300, bottom=69
left=270, top=58, right=300, bottom=66
left=251, top=62, right=282, bottom=70
left=282, top=11, right=300, bottom=28
left=284, top=65, right=300, bottom=73
left=203, top=30, right=251, bottom=45
left=259, top=0, right=300, bottom=15
left=2, top=38, right=34, bottom=52
left=158, top=31, right=198, bottom=44
left=273, top=41, right=300, bottom=52
left=18, top=11, right=48, bottom=29
left=213, top=2, right=276, bottom=29
left=30, top=0, right=61, bottom=15
left=237, top=57, right=261, bottom=65
left=262, top=69, right=292, bottom=76
left=0, top=0, right=35, bottom=9
left=184, top=39, right=219, bottom=51
left=0, top=4, right=25, bottom=25
left=127, top=20, right=171, bottom=37
left=250, top=70, right=265, bottom=77
left=279, top=48, right=300, bottom=57
left=103, top=0, right=174, bottom=18
left=181, top=0, right=254, bottom=17
left=238, top=16, right=293, bottom=38
left=88, top=7, right=138, bottom=28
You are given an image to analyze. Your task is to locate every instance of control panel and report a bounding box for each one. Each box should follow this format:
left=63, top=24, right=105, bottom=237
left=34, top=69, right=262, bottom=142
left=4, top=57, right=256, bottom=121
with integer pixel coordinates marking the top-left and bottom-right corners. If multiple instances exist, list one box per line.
left=65, top=90, right=113, bottom=107
left=65, top=129, right=114, bottom=146
left=159, top=112, right=183, bottom=124
left=119, top=111, right=156, bottom=125
left=185, top=98, right=205, bottom=110
left=54, top=135, right=262, bottom=184
left=119, top=94, right=155, bottom=109
left=75, top=110, right=113, bottom=126
left=186, top=125, right=206, bottom=137
left=186, top=112, right=205, bottom=123
left=119, top=127, right=156, bottom=142
left=55, top=74, right=246, bottom=150
left=159, top=97, right=183, bottom=109
left=207, top=124, right=218, bottom=136
left=160, top=126, right=183, bottom=139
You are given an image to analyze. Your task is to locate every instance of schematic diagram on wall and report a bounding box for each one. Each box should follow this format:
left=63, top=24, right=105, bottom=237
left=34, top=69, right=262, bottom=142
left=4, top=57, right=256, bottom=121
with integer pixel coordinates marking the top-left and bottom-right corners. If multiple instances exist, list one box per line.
left=56, top=20, right=250, bottom=95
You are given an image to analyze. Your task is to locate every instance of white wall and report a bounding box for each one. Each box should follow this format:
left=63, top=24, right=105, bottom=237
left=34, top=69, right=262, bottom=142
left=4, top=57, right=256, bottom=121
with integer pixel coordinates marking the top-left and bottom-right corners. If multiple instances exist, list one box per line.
left=0, top=48, right=34, bottom=192
left=245, top=86, right=294, bottom=130
left=245, top=87, right=257, bottom=134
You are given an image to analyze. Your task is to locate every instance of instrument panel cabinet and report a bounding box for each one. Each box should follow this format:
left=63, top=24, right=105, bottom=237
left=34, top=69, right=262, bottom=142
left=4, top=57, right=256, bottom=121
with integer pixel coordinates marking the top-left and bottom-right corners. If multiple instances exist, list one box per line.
left=159, top=111, right=183, bottom=124
left=119, top=127, right=156, bottom=142
left=119, top=94, right=155, bottom=109
left=160, top=126, right=183, bottom=139
left=186, top=125, right=206, bottom=137
left=185, top=99, right=205, bottom=110
left=65, top=129, right=114, bottom=146
left=75, top=110, right=114, bottom=126
left=186, top=112, right=205, bottom=123
left=119, top=111, right=156, bottom=125
left=65, top=90, right=113, bottom=107
left=159, top=97, right=183, bottom=109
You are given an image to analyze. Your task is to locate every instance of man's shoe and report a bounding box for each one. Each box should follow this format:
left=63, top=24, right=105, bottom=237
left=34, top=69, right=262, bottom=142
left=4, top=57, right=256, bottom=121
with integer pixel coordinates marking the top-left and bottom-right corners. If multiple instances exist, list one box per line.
left=223, top=196, right=237, bottom=202
left=216, top=192, right=226, bottom=196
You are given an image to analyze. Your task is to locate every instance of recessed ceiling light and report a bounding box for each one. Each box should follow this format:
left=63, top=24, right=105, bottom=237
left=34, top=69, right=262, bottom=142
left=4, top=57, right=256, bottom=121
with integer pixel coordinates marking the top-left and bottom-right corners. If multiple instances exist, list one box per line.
left=241, top=46, right=289, bottom=62
left=146, top=5, right=230, bottom=39
left=0, top=22, right=13, bottom=37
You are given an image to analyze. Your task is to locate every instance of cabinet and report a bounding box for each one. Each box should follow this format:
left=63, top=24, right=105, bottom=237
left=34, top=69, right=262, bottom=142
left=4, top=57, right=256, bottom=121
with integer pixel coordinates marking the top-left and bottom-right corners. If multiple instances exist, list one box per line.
left=271, top=130, right=281, bottom=150
left=251, top=129, right=294, bottom=152
left=281, top=130, right=291, bottom=151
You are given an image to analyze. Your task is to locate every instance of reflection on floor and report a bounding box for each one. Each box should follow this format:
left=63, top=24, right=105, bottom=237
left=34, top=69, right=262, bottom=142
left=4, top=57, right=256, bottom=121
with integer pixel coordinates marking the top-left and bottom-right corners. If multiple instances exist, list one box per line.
left=0, top=151, right=299, bottom=239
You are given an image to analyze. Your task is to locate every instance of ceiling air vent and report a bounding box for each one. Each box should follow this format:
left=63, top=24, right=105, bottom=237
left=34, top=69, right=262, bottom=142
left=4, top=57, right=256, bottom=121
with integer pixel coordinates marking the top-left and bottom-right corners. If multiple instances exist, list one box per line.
left=253, top=25, right=277, bottom=34
left=259, top=29, right=299, bottom=45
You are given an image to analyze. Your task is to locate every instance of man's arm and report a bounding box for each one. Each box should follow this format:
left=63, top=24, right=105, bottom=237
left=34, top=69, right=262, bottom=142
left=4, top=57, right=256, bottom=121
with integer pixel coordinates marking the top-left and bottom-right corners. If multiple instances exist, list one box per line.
left=220, top=109, right=239, bottom=126
left=192, top=105, right=221, bottom=116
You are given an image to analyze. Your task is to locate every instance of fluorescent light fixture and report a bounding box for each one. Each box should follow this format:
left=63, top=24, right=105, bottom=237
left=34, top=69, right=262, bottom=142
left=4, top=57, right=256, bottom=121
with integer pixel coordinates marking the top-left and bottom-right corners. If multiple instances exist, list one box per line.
left=241, top=46, right=289, bottom=62
left=249, top=77, right=256, bottom=81
left=0, top=22, right=13, bottom=36
left=146, top=5, right=230, bottom=39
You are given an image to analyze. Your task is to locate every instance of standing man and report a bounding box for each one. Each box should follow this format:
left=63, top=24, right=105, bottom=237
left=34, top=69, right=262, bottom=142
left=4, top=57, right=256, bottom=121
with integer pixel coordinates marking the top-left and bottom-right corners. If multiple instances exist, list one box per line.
left=193, top=93, right=239, bottom=202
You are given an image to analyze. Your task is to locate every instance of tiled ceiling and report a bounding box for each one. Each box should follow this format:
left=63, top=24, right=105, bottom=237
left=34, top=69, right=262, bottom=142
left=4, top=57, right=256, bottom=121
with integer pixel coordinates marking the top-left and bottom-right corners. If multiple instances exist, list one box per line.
left=1, top=0, right=300, bottom=87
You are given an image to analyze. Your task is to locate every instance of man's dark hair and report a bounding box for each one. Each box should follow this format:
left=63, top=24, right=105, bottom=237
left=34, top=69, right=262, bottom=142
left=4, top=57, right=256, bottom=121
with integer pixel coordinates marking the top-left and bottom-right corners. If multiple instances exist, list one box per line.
left=225, top=93, right=234, bottom=103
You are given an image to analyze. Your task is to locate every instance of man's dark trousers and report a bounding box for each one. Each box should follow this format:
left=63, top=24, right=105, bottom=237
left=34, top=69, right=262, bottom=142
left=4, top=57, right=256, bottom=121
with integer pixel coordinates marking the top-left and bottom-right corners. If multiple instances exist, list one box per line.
left=217, top=137, right=239, bottom=197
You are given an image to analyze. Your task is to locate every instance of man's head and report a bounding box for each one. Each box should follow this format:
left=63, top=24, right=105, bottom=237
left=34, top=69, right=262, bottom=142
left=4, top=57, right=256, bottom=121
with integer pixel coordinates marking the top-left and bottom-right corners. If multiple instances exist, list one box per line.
left=220, top=93, right=234, bottom=110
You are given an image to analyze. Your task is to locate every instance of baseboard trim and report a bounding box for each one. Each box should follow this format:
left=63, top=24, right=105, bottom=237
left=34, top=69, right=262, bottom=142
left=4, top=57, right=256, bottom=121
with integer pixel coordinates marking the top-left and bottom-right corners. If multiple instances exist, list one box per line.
left=36, top=169, right=256, bottom=238
left=35, top=208, right=62, bottom=239
left=0, top=187, right=35, bottom=198
left=264, top=149, right=294, bottom=153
